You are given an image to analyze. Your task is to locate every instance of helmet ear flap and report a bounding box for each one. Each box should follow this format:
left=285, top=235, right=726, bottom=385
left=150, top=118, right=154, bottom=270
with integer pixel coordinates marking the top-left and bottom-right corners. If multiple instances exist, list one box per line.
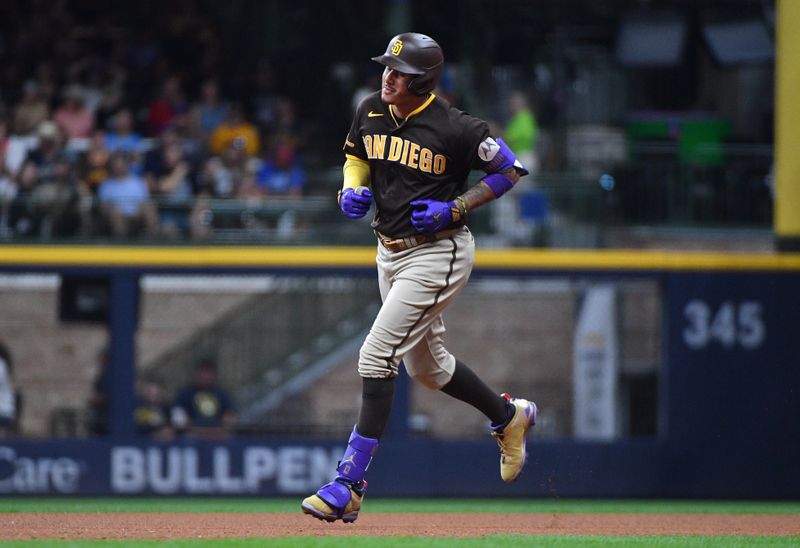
left=407, top=76, right=423, bottom=96
left=407, top=64, right=442, bottom=96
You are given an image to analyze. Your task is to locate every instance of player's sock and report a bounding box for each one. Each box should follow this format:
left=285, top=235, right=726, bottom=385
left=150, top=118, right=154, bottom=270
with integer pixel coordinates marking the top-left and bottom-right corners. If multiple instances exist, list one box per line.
left=356, top=377, right=396, bottom=439
left=490, top=398, right=516, bottom=430
left=440, top=360, right=509, bottom=425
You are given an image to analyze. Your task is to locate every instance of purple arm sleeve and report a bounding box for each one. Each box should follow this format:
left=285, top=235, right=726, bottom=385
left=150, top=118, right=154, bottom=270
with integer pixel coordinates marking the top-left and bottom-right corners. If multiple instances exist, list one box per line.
left=480, top=137, right=529, bottom=176
left=479, top=137, right=529, bottom=198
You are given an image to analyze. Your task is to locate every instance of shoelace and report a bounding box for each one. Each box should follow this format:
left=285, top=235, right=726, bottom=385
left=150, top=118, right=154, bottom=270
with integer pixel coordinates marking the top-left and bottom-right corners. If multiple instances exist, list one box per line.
left=492, top=431, right=515, bottom=465
left=491, top=430, right=508, bottom=450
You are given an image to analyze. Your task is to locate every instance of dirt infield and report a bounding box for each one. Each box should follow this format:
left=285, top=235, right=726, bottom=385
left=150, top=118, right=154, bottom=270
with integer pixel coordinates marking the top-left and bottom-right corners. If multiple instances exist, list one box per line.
left=2, top=513, right=799, bottom=539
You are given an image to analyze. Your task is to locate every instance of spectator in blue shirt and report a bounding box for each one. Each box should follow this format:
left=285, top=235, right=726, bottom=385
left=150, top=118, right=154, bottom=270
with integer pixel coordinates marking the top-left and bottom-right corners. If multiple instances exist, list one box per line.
left=255, top=140, right=304, bottom=197
left=104, top=108, right=145, bottom=175
left=97, top=152, right=158, bottom=238
left=171, top=359, right=236, bottom=439
left=104, top=108, right=144, bottom=155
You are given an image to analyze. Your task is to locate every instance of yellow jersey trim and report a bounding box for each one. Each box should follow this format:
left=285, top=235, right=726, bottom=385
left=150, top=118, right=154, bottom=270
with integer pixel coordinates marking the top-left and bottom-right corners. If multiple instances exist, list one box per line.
left=0, top=247, right=799, bottom=271
left=388, top=105, right=400, bottom=128
left=388, top=93, right=436, bottom=127
left=406, top=93, right=436, bottom=120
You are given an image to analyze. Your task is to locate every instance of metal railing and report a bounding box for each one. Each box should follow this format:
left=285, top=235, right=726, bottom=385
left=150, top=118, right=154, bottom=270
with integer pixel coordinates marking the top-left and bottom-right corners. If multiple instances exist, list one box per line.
left=0, top=141, right=774, bottom=248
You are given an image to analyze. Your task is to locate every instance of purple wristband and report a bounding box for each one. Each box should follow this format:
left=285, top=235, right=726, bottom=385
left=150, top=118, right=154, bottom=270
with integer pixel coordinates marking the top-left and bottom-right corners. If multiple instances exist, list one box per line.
left=482, top=172, right=515, bottom=198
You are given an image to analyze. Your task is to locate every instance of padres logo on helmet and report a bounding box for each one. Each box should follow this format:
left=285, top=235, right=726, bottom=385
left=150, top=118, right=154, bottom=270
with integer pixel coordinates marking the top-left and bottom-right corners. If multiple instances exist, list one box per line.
left=391, top=39, right=403, bottom=56
left=372, top=32, right=444, bottom=96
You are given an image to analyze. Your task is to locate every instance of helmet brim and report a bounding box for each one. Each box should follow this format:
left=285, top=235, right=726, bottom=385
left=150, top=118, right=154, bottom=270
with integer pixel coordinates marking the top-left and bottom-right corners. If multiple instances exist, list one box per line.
left=371, top=54, right=426, bottom=75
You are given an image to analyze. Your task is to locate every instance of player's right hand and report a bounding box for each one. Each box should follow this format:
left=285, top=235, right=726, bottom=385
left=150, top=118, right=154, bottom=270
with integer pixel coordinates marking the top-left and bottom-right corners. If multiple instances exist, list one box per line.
left=339, top=187, right=372, bottom=218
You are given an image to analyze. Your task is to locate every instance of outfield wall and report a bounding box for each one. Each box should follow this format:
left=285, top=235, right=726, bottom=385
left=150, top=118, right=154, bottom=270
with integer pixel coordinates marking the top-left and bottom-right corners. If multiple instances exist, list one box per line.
left=0, top=247, right=798, bottom=498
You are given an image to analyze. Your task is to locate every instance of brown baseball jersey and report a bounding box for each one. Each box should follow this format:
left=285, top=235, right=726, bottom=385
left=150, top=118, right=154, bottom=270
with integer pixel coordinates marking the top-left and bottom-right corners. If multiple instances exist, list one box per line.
left=344, top=91, right=490, bottom=238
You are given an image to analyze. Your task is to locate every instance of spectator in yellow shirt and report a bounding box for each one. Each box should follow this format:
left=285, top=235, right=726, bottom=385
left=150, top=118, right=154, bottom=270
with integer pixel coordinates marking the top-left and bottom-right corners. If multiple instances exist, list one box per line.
left=208, top=104, right=260, bottom=156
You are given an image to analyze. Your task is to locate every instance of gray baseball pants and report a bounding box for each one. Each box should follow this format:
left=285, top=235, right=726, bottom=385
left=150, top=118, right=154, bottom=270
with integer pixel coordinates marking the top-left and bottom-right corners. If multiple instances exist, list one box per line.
left=358, top=226, right=475, bottom=389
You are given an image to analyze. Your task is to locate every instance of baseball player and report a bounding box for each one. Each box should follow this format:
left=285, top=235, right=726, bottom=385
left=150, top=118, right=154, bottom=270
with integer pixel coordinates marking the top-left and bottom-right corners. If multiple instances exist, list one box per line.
left=302, top=32, right=537, bottom=523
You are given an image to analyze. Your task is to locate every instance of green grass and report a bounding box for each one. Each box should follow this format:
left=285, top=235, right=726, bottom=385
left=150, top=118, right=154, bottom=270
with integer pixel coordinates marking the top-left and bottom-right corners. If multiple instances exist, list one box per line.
left=0, top=497, right=798, bottom=514
left=0, top=537, right=799, bottom=548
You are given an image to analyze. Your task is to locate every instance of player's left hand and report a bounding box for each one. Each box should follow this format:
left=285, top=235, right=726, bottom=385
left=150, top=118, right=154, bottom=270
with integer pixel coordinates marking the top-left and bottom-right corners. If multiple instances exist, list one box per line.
left=409, top=199, right=457, bottom=234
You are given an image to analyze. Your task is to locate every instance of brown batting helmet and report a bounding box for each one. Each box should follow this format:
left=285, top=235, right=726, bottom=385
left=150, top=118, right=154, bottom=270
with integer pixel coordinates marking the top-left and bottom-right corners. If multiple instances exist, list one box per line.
left=371, top=32, right=444, bottom=96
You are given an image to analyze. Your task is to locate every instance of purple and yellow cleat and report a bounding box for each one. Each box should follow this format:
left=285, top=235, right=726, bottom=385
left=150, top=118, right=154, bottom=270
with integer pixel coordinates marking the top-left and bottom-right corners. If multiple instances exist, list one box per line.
left=301, top=478, right=367, bottom=523
left=491, top=393, right=537, bottom=483
left=301, top=426, right=377, bottom=523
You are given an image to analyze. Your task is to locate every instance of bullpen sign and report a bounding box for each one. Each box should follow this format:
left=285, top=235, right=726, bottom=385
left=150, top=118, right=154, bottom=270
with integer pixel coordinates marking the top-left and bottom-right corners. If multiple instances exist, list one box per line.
left=111, top=445, right=341, bottom=495
left=0, top=442, right=342, bottom=496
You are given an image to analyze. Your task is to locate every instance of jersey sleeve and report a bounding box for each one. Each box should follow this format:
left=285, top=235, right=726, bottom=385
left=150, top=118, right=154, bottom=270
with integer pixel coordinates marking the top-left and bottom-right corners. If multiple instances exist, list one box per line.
left=454, top=112, right=492, bottom=172
left=343, top=101, right=369, bottom=162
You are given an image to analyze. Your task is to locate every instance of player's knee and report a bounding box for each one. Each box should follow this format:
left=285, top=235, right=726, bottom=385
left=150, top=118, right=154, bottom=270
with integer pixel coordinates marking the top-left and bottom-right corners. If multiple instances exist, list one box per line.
left=407, top=368, right=452, bottom=390
left=358, top=363, right=395, bottom=379
left=358, top=341, right=398, bottom=379
left=404, top=351, right=455, bottom=390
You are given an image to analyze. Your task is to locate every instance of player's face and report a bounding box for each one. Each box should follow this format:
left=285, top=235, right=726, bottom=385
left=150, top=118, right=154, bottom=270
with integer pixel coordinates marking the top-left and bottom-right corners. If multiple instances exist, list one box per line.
left=381, top=66, right=415, bottom=105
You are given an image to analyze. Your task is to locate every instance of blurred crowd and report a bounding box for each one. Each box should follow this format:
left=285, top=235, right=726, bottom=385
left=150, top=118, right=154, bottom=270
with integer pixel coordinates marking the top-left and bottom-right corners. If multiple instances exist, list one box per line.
left=0, top=1, right=308, bottom=241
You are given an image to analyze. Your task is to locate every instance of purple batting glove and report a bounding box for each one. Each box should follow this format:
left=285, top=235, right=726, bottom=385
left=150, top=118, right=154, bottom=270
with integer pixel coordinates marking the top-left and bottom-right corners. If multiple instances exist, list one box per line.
left=409, top=199, right=455, bottom=234
left=339, top=187, right=372, bottom=219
